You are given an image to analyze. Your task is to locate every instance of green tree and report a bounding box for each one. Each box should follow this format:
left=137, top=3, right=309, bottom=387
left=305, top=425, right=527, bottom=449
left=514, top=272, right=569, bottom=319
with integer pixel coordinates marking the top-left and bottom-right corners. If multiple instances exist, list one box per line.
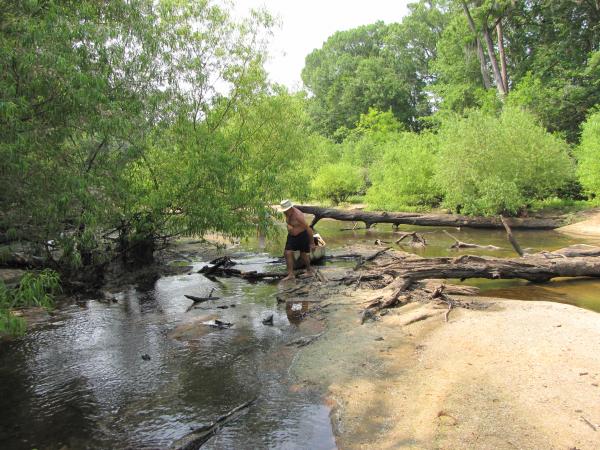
left=366, top=132, right=442, bottom=211
left=301, top=21, right=430, bottom=137
left=310, top=163, right=364, bottom=205
left=0, top=0, right=301, bottom=268
left=435, top=107, right=576, bottom=215
left=434, top=0, right=600, bottom=140
left=576, top=110, right=600, bottom=198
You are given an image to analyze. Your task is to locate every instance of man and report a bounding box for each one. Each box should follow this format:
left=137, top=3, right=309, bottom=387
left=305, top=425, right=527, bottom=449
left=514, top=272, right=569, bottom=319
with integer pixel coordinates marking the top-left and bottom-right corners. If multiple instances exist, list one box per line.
left=280, top=199, right=314, bottom=281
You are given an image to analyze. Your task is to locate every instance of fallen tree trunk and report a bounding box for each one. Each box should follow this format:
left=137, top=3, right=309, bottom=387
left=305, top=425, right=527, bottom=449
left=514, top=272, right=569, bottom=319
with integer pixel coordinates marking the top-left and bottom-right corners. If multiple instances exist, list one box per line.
left=200, top=266, right=287, bottom=280
left=351, top=245, right=600, bottom=323
left=348, top=246, right=600, bottom=289
left=296, top=205, right=563, bottom=230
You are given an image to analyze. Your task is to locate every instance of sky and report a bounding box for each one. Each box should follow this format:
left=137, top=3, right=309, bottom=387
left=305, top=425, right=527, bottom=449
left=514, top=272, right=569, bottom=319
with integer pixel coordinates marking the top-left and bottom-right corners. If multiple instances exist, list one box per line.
left=234, top=0, right=412, bottom=90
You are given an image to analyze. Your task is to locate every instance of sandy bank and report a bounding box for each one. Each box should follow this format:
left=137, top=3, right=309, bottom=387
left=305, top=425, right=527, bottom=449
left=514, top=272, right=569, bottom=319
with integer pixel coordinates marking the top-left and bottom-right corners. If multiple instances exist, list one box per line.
left=292, top=291, right=600, bottom=449
left=559, top=208, right=600, bottom=240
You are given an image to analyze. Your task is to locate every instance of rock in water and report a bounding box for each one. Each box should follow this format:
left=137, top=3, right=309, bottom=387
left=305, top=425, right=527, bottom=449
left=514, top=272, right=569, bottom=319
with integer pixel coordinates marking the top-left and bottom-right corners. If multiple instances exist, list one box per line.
left=262, top=314, right=274, bottom=325
left=141, top=354, right=151, bottom=361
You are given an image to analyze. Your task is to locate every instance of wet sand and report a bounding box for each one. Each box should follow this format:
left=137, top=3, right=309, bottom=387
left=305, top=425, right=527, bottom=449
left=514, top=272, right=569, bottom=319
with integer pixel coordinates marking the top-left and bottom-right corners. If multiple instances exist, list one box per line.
left=292, top=289, right=600, bottom=449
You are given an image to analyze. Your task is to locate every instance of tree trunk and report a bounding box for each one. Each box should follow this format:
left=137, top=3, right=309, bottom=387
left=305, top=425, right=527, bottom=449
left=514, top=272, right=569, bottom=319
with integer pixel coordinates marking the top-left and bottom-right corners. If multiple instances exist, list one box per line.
left=496, top=20, right=509, bottom=93
left=482, top=25, right=508, bottom=96
left=295, top=205, right=564, bottom=230
left=461, top=1, right=493, bottom=89
left=345, top=245, right=600, bottom=288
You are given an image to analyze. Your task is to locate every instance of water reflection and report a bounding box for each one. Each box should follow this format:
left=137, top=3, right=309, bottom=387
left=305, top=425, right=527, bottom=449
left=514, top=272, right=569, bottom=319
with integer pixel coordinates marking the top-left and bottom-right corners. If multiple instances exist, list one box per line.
left=0, top=256, right=336, bottom=449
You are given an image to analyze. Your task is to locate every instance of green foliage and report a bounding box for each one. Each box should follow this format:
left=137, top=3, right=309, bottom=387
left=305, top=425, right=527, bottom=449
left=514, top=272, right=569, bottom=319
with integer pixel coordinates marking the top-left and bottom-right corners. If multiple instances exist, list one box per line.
left=0, top=310, right=26, bottom=337
left=0, top=269, right=60, bottom=336
left=130, top=90, right=313, bottom=239
left=436, top=1, right=600, bottom=140
left=0, top=0, right=300, bottom=264
left=435, top=107, right=576, bottom=215
left=334, top=109, right=406, bottom=175
left=302, top=20, right=433, bottom=136
left=366, top=132, right=442, bottom=211
left=310, top=163, right=365, bottom=205
left=529, top=197, right=595, bottom=215
left=576, top=110, right=600, bottom=198
left=1, top=270, right=60, bottom=309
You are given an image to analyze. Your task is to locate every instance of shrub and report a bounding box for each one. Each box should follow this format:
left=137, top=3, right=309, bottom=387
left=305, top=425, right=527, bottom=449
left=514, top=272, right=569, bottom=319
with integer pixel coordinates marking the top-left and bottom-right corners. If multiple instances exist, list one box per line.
left=576, top=110, right=600, bottom=197
left=310, top=163, right=364, bottom=205
left=0, top=269, right=60, bottom=336
left=366, top=132, right=442, bottom=210
left=435, top=107, right=576, bottom=215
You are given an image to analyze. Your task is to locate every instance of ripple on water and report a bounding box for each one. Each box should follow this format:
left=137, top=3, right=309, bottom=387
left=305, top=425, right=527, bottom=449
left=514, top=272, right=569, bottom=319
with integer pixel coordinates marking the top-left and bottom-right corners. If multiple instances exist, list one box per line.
left=0, top=259, right=336, bottom=449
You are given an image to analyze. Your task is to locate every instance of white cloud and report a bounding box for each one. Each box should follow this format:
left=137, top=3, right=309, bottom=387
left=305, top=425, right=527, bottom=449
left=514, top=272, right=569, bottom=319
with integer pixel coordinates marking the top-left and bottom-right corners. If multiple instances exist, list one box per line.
left=233, top=0, right=412, bottom=90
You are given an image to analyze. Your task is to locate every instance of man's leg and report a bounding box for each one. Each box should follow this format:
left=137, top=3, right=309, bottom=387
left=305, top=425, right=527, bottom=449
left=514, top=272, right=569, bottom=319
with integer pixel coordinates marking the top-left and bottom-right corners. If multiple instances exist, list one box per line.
left=282, top=250, right=295, bottom=281
left=301, top=252, right=314, bottom=275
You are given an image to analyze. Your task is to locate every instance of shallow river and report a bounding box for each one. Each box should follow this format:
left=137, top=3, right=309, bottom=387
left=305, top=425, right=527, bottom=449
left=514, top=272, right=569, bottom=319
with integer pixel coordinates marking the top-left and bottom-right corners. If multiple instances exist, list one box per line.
left=0, top=220, right=599, bottom=449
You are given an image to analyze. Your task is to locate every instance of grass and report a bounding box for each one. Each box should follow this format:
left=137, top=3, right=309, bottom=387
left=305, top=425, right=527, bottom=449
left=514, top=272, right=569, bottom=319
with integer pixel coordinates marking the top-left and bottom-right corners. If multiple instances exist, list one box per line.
left=528, top=197, right=598, bottom=215
left=0, top=269, right=60, bottom=337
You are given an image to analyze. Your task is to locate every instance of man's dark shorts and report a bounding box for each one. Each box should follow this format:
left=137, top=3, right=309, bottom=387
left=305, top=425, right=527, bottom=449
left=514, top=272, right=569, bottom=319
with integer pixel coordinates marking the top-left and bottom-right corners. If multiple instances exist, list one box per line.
left=285, top=230, right=310, bottom=253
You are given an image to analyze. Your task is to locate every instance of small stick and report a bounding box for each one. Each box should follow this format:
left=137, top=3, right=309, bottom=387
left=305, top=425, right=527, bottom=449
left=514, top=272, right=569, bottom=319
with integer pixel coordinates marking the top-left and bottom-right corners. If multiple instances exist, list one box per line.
left=581, top=415, right=597, bottom=431
left=445, top=300, right=453, bottom=322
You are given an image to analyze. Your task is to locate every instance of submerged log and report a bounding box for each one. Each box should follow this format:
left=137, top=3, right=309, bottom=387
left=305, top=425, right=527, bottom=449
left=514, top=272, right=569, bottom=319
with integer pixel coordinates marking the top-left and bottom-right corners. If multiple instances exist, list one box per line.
left=442, top=230, right=501, bottom=250
left=171, top=397, right=257, bottom=449
left=199, top=266, right=287, bottom=280
left=295, top=205, right=563, bottom=230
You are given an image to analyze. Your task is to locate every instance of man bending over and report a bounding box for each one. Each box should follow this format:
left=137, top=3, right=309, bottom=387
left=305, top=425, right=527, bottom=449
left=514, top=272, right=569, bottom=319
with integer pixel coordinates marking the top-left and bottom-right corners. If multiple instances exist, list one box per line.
left=280, top=199, right=314, bottom=281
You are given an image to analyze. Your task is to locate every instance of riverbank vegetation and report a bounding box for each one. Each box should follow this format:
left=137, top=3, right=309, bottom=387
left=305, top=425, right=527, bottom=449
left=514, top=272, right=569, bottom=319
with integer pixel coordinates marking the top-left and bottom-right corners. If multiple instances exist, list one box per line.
left=0, top=269, right=60, bottom=336
left=299, top=1, right=600, bottom=212
left=1, top=0, right=599, bottom=291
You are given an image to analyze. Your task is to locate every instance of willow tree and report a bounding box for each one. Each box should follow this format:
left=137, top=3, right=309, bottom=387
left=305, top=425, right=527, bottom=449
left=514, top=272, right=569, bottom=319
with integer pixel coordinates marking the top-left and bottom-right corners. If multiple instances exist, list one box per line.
left=0, top=0, right=308, bottom=270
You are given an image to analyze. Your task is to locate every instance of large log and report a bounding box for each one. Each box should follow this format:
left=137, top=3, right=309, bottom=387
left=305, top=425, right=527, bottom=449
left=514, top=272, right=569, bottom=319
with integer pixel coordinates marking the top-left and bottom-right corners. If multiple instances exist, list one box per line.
left=347, top=246, right=600, bottom=289
left=296, top=205, right=563, bottom=230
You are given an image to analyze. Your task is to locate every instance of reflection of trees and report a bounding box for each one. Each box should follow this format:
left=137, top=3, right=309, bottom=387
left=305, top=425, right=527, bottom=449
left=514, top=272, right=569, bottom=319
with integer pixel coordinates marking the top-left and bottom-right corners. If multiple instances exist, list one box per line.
left=0, top=341, right=101, bottom=448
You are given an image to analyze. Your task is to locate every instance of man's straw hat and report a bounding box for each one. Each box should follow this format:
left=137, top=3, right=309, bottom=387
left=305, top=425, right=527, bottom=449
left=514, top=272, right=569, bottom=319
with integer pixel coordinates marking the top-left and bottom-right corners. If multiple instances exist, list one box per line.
left=280, top=199, right=293, bottom=212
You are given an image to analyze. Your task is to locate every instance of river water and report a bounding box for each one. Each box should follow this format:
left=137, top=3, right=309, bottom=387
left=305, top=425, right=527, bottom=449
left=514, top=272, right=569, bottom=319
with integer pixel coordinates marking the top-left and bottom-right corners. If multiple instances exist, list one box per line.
left=0, top=220, right=599, bottom=449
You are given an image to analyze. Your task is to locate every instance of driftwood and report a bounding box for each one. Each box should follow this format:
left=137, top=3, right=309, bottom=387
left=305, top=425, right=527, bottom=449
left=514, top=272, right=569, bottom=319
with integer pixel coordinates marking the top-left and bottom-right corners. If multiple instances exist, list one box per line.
left=295, top=205, right=563, bottom=230
left=350, top=249, right=600, bottom=288
left=500, top=215, right=525, bottom=256
left=286, top=332, right=324, bottom=348
left=200, top=266, right=287, bottom=280
left=442, top=230, right=501, bottom=250
left=171, top=397, right=257, bottom=449
left=0, top=252, right=48, bottom=269
left=185, top=288, right=219, bottom=312
left=351, top=244, right=600, bottom=323
left=395, top=232, right=427, bottom=247
left=348, top=246, right=600, bottom=302
left=199, top=256, right=235, bottom=275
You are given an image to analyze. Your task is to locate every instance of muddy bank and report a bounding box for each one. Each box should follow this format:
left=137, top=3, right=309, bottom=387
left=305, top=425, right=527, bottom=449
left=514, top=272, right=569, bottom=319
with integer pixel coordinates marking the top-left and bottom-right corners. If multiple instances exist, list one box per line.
left=288, top=284, right=600, bottom=449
